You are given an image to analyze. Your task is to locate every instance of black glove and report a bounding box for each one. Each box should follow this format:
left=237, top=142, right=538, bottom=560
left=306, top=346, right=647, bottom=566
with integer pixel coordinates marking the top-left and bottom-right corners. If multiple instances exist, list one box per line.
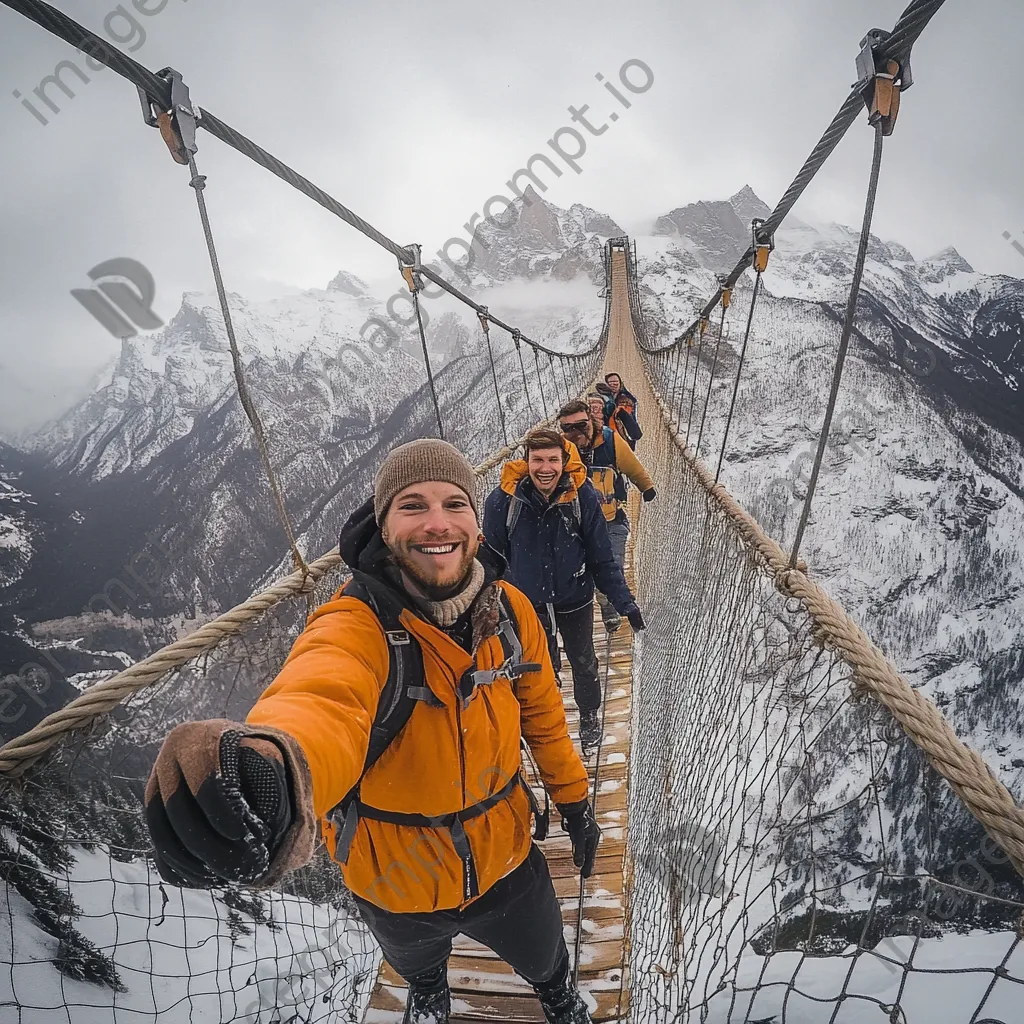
left=627, top=609, right=646, bottom=632
left=145, top=719, right=293, bottom=889
left=642, top=488, right=656, bottom=502
left=559, top=800, right=601, bottom=877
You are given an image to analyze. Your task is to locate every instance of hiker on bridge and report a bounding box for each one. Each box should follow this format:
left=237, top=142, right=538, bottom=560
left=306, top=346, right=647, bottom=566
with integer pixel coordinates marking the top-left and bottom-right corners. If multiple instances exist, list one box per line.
left=144, top=438, right=602, bottom=1024
left=557, top=400, right=656, bottom=635
left=482, top=428, right=645, bottom=754
left=586, top=392, right=607, bottom=430
left=596, top=372, right=642, bottom=450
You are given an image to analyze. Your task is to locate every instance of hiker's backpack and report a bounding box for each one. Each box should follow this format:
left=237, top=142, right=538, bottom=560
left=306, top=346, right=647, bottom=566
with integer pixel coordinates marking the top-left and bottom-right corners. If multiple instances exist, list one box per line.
left=599, top=426, right=628, bottom=504
left=327, top=574, right=550, bottom=857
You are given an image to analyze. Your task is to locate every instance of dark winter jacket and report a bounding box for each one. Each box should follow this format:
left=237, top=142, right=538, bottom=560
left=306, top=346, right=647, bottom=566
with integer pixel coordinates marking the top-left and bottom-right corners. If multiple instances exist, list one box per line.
left=597, top=381, right=642, bottom=448
left=482, top=443, right=639, bottom=616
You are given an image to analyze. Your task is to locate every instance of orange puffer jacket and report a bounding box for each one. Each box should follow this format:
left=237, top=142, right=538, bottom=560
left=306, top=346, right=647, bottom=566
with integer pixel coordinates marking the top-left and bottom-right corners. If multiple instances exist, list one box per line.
left=246, top=502, right=589, bottom=914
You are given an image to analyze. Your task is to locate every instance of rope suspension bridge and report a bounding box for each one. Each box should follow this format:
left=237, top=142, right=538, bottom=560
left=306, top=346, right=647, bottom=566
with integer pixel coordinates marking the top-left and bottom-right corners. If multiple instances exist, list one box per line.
left=2, top=0, right=1024, bottom=1021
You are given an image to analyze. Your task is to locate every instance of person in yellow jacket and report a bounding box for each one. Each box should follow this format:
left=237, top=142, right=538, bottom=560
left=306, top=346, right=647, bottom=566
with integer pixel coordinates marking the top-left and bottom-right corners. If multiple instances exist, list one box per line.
left=144, top=439, right=600, bottom=1024
left=557, top=400, right=656, bottom=633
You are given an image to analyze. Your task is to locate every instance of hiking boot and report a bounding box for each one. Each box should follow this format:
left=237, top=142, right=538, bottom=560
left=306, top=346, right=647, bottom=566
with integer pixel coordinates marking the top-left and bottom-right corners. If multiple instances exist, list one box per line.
left=402, top=967, right=450, bottom=1024
left=533, top=958, right=593, bottom=1024
left=603, top=614, right=621, bottom=635
left=579, top=709, right=601, bottom=753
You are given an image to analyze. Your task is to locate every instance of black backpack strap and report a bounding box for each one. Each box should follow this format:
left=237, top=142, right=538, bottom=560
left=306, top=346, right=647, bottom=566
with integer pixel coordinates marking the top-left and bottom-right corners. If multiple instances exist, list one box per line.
left=456, top=589, right=541, bottom=707
left=329, top=575, right=436, bottom=863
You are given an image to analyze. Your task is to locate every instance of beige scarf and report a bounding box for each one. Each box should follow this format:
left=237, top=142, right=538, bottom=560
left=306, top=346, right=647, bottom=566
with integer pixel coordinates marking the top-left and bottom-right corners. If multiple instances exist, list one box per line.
left=401, top=559, right=486, bottom=627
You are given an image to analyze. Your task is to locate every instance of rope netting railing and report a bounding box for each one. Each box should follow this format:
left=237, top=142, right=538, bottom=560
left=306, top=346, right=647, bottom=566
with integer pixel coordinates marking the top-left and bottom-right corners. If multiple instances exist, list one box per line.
left=607, top=244, right=1024, bottom=1022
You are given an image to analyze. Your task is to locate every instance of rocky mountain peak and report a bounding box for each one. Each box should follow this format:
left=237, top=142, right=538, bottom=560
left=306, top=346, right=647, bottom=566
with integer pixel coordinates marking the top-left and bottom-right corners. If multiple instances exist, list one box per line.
left=729, top=185, right=772, bottom=225
left=326, top=270, right=369, bottom=296
left=653, top=200, right=749, bottom=273
left=920, top=246, right=975, bottom=280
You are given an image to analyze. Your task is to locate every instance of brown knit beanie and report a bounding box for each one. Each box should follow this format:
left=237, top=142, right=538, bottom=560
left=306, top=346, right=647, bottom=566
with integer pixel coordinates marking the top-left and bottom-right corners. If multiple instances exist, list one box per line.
left=374, top=438, right=478, bottom=524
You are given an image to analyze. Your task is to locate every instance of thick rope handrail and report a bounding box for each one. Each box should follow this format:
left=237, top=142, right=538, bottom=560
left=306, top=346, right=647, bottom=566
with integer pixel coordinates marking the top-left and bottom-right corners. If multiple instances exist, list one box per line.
left=650, top=388, right=1024, bottom=878
left=0, top=548, right=342, bottom=780
left=0, top=0, right=599, bottom=364
left=0, top=413, right=574, bottom=781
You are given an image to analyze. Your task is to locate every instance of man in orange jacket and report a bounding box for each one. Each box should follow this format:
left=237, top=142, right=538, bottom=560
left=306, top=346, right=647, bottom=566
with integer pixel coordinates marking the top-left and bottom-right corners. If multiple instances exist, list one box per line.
left=144, top=439, right=600, bottom=1024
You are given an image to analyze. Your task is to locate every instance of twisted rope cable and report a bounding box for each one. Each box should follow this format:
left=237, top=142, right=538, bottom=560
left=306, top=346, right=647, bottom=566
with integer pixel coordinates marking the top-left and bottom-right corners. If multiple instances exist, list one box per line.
left=0, top=409, right=580, bottom=781
left=0, top=0, right=599, bottom=363
left=0, top=549, right=342, bottom=779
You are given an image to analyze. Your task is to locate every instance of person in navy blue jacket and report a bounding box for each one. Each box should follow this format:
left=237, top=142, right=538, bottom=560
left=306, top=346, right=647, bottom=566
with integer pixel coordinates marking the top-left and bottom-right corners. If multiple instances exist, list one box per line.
left=482, top=427, right=645, bottom=751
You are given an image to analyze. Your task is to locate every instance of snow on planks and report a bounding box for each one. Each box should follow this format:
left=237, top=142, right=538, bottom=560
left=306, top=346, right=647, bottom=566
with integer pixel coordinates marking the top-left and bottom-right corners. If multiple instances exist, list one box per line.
left=362, top=591, right=635, bottom=1024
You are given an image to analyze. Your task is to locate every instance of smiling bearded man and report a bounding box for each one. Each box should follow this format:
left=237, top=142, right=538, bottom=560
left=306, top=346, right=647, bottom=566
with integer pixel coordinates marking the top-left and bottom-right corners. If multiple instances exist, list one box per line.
left=144, top=437, right=600, bottom=1024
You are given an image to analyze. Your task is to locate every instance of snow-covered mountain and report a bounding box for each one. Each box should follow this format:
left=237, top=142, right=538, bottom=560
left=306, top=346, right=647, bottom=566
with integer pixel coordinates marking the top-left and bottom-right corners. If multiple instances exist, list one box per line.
left=636, top=186, right=1024, bottom=931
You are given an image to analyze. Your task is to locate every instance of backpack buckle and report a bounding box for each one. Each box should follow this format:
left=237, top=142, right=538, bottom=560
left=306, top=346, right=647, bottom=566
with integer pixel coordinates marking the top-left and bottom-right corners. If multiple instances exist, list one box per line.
left=386, top=630, right=410, bottom=646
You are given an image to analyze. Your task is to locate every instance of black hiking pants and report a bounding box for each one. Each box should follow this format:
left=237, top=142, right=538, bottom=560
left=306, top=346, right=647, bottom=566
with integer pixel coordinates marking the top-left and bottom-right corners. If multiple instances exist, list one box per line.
left=536, top=602, right=601, bottom=712
left=352, top=843, right=567, bottom=987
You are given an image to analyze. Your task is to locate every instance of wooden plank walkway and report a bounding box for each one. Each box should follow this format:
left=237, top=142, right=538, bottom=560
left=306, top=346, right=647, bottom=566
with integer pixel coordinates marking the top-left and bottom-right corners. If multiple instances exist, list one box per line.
left=363, top=581, right=635, bottom=1024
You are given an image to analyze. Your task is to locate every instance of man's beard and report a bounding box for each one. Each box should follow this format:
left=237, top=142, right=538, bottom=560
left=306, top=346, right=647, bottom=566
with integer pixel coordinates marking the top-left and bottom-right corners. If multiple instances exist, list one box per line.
left=391, top=538, right=477, bottom=600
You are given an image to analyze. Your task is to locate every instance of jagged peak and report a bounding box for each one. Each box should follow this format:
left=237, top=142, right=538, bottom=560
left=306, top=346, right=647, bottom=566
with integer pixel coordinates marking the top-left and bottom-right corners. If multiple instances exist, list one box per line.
left=326, top=270, right=368, bottom=296
left=729, top=185, right=771, bottom=219
left=921, top=246, right=974, bottom=274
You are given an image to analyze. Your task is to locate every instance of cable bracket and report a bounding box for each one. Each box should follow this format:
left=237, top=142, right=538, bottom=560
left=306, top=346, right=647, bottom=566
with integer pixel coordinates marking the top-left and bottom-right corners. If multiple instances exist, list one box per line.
left=138, top=67, right=198, bottom=165
left=855, top=28, right=912, bottom=136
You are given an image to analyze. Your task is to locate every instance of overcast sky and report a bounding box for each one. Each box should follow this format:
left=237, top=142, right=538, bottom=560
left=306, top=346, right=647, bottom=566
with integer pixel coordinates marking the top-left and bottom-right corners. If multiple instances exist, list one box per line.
left=1, top=0, right=1022, bottom=438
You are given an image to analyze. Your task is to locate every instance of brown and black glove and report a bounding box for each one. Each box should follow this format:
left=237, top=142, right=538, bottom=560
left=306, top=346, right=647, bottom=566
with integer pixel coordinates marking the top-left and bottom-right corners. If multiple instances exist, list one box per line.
left=145, top=719, right=307, bottom=890
left=558, top=799, right=601, bottom=877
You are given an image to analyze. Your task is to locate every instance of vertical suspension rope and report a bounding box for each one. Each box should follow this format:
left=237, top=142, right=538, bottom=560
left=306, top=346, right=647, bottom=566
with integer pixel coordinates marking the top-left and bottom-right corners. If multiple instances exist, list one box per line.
left=186, top=156, right=309, bottom=577
left=695, top=298, right=730, bottom=456
left=557, top=355, right=572, bottom=407
left=408, top=272, right=445, bottom=439
left=714, top=271, right=764, bottom=482
left=478, top=309, right=509, bottom=447
left=685, top=321, right=710, bottom=445
left=671, top=342, right=687, bottom=423
left=533, top=346, right=550, bottom=421
left=790, top=123, right=886, bottom=566
left=512, top=330, right=536, bottom=422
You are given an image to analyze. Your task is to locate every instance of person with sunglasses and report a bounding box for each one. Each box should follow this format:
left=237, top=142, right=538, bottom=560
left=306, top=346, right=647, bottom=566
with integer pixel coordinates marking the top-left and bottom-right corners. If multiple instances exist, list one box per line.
left=557, top=400, right=656, bottom=634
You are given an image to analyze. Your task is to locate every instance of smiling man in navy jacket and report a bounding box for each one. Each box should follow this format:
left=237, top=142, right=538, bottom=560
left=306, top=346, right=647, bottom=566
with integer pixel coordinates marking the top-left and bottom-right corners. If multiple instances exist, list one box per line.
left=482, top=428, right=644, bottom=751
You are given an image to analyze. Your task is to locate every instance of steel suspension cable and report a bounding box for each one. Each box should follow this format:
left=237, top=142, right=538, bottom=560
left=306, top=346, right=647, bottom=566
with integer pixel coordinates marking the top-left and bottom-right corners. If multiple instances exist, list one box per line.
left=684, top=324, right=709, bottom=446
left=410, top=287, right=444, bottom=438
left=695, top=300, right=729, bottom=456
left=626, top=0, right=948, bottom=353
left=0, top=0, right=601, bottom=366
left=186, top=156, right=308, bottom=576
left=478, top=312, right=509, bottom=447
left=790, top=123, right=886, bottom=567
left=714, top=271, right=764, bottom=483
